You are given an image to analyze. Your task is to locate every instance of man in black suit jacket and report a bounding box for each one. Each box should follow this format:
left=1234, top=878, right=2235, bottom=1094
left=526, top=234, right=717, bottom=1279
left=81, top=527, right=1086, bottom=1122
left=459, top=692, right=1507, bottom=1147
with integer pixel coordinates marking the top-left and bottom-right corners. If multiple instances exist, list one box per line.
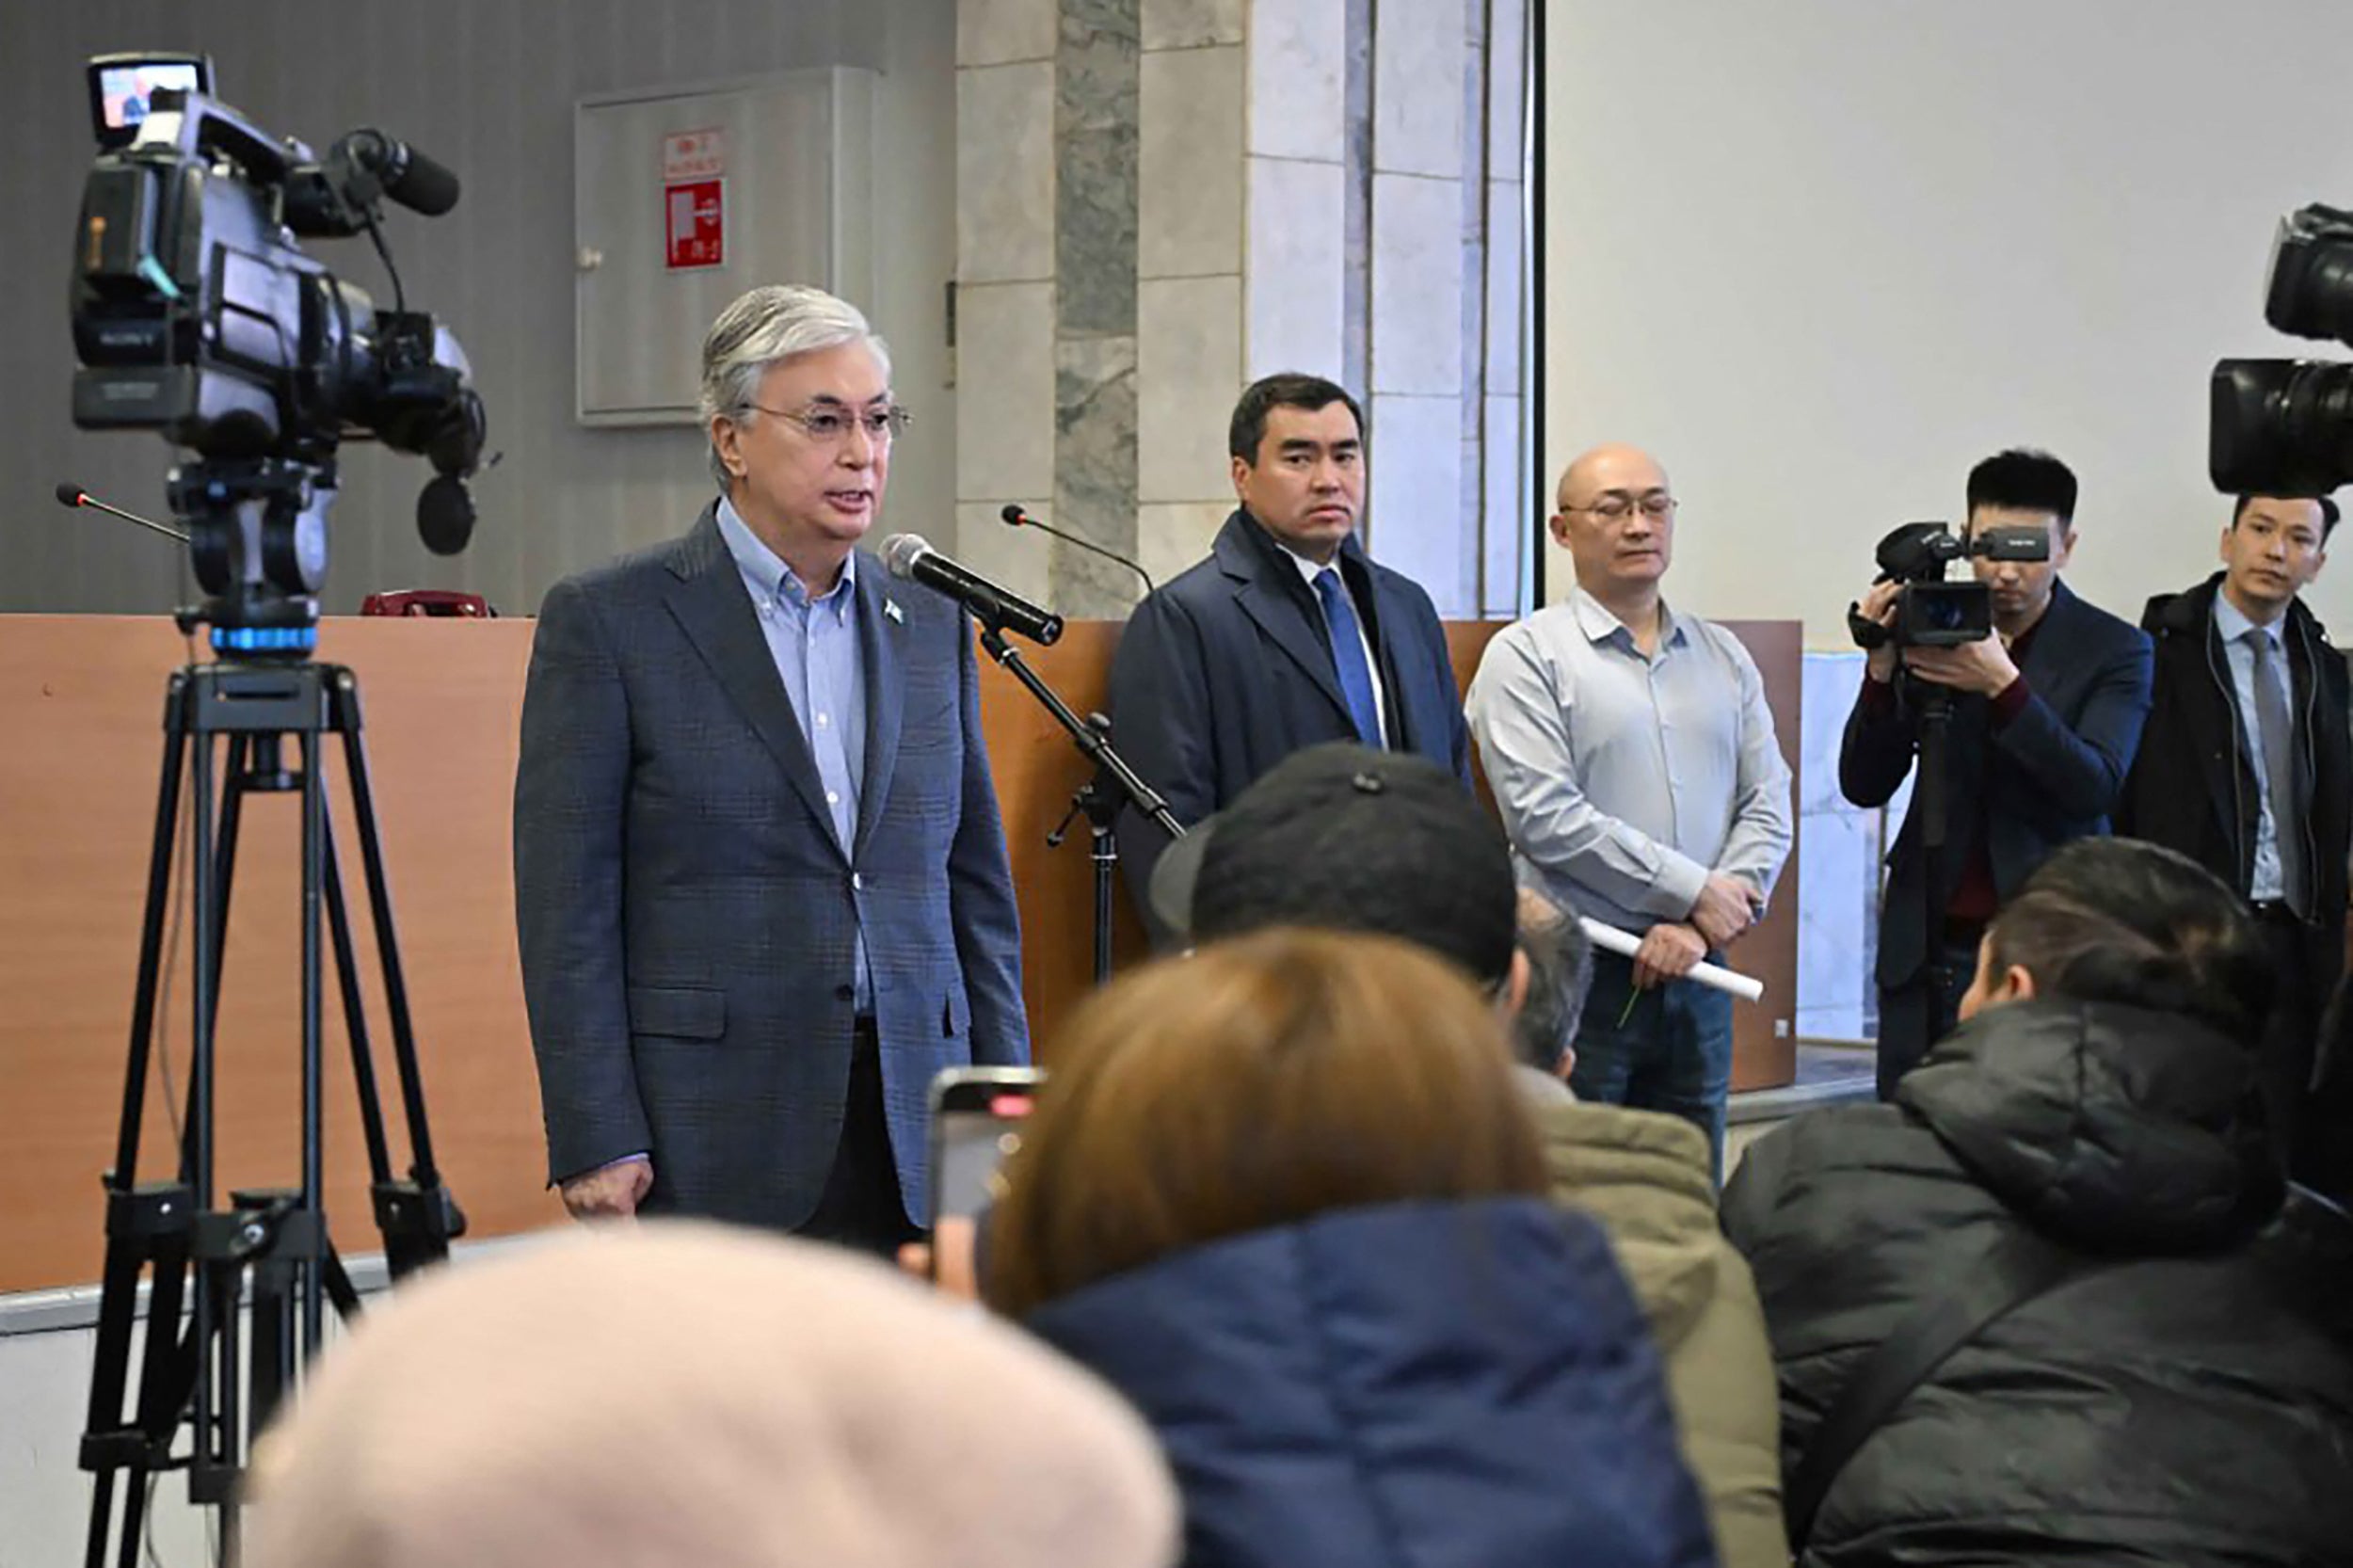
left=1841, top=449, right=2153, bottom=1097
left=514, top=285, right=1027, bottom=1252
left=1108, top=374, right=1470, bottom=935
left=2119, top=494, right=2348, bottom=1171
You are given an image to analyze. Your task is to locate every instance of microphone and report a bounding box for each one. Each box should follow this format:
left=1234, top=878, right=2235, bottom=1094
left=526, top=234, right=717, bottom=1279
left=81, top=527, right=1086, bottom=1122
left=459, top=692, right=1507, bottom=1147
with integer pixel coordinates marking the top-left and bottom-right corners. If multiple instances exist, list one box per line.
left=340, top=129, right=462, bottom=216
left=55, top=481, right=189, bottom=543
left=1000, top=504, right=1156, bottom=597
left=881, top=534, right=1064, bottom=646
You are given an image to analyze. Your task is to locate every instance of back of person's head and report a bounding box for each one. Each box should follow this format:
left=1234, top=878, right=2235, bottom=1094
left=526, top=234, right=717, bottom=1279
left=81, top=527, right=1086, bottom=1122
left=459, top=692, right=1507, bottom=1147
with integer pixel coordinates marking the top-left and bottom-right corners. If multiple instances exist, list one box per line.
left=984, top=929, right=1547, bottom=1317
left=1511, top=888, right=1593, bottom=1074
left=243, top=1225, right=1178, bottom=1568
left=1966, top=447, right=2078, bottom=524
left=1984, top=838, right=2273, bottom=1048
left=1157, top=742, right=1517, bottom=991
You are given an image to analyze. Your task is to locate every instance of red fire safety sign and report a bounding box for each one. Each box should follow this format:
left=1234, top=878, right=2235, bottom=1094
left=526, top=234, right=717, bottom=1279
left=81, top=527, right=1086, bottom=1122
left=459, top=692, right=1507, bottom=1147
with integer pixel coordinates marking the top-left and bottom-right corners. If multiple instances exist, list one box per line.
left=665, top=178, right=725, bottom=271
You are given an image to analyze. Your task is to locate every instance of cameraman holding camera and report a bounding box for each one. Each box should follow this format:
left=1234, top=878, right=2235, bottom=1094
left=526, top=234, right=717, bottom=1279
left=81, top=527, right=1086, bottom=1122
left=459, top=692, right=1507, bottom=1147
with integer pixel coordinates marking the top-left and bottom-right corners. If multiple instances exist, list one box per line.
left=1841, top=450, right=2153, bottom=1097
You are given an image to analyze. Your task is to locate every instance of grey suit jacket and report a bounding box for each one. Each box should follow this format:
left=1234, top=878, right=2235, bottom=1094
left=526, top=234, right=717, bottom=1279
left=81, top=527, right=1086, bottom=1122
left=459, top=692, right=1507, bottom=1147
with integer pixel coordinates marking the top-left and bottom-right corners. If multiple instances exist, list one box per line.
left=513, top=505, right=1028, bottom=1228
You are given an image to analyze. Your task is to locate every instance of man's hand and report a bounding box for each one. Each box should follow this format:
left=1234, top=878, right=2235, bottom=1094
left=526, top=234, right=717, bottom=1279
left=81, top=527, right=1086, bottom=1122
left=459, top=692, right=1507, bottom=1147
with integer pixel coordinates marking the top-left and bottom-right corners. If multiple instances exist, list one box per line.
left=1633, top=922, right=1707, bottom=990
left=1689, top=872, right=1758, bottom=950
left=1855, top=582, right=1902, bottom=682
left=559, top=1156, right=652, bottom=1222
left=1903, top=634, right=2019, bottom=697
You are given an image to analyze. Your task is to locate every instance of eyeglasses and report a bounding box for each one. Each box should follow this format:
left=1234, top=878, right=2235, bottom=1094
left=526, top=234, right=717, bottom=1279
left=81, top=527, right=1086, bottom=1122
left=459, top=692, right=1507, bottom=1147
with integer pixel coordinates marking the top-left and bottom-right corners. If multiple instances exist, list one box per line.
left=1563, top=494, right=1677, bottom=521
left=745, top=403, right=913, bottom=445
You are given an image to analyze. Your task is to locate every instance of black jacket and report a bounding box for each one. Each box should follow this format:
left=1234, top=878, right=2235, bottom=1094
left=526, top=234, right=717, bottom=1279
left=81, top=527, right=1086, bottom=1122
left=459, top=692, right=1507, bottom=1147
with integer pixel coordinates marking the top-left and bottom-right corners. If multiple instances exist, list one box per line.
left=1108, top=510, right=1471, bottom=917
left=1723, top=999, right=2353, bottom=1568
left=2118, top=572, right=2350, bottom=969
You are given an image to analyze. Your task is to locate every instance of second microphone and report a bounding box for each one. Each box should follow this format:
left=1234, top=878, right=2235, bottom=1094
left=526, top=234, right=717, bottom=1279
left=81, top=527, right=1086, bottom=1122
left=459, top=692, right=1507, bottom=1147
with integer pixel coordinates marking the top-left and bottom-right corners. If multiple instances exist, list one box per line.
left=881, top=534, right=1064, bottom=646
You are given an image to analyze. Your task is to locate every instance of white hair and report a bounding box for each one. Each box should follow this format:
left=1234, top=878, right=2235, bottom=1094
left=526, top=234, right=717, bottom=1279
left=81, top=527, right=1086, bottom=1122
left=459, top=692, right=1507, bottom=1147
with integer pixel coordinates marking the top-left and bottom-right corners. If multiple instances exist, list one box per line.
left=699, top=285, right=893, bottom=488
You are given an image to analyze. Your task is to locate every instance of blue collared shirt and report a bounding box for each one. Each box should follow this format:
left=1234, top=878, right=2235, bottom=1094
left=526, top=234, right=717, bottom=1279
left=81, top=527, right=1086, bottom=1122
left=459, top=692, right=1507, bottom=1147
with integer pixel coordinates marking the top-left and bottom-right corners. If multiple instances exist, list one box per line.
left=2214, top=591, right=2295, bottom=902
left=717, top=497, right=872, bottom=1012
left=1465, top=585, right=1794, bottom=936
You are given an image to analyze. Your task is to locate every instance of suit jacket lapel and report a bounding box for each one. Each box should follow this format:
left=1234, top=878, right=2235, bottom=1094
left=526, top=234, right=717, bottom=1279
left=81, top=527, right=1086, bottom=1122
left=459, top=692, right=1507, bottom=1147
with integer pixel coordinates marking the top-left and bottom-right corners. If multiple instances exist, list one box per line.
left=1218, top=514, right=1352, bottom=723
left=662, top=508, right=838, bottom=847
left=852, top=560, right=904, bottom=861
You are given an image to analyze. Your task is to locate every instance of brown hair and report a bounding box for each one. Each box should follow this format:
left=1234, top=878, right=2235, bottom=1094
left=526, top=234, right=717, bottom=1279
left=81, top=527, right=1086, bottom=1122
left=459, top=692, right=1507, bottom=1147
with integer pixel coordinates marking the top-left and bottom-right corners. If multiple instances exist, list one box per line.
left=984, top=928, right=1547, bottom=1317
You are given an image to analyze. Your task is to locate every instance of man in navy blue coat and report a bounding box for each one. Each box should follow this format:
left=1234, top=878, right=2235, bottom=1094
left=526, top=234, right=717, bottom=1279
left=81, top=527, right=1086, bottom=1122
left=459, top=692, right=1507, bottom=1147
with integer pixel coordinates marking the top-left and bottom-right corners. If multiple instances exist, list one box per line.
left=513, top=285, right=1027, bottom=1252
left=1108, top=374, right=1470, bottom=936
left=1841, top=449, right=2152, bottom=1098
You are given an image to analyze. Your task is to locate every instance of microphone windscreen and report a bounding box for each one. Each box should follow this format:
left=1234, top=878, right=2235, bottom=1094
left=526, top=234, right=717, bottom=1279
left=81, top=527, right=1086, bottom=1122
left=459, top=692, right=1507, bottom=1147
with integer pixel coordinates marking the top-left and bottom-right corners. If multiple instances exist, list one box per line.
left=56, top=482, right=85, bottom=508
left=1000, top=504, right=1028, bottom=527
left=416, top=476, right=475, bottom=556
left=385, top=142, right=461, bottom=216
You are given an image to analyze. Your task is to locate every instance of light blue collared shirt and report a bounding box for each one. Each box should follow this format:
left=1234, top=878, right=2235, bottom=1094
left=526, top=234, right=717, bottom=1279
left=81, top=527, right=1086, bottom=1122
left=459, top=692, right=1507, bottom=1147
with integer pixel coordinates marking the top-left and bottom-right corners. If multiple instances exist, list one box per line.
left=716, top=497, right=872, bottom=1013
left=1465, top=586, right=1794, bottom=936
left=2214, top=591, right=2296, bottom=903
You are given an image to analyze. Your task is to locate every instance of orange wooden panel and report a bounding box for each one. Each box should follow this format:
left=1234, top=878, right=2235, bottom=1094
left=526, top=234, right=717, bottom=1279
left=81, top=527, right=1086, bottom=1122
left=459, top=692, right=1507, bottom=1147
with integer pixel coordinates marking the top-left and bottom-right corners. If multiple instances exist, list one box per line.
left=0, top=611, right=1801, bottom=1292
left=0, top=616, right=559, bottom=1295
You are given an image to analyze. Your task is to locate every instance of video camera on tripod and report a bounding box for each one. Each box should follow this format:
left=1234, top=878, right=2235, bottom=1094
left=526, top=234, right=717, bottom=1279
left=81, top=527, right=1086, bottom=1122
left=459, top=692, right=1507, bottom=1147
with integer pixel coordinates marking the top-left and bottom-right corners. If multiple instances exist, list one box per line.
left=1847, top=520, right=2052, bottom=653
left=70, top=50, right=486, bottom=655
left=2211, top=202, right=2353, bottom=498
left=71, top=55, right=474, bottom=1566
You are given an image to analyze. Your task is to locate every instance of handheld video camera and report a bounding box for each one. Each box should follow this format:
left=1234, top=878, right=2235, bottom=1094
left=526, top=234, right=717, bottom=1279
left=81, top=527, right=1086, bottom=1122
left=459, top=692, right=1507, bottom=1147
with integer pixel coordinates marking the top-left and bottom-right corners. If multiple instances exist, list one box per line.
left=2210, top=202, right=2353, bottom=498
left=1848, top=520, right=2051, bottom=651
left=69, top=52, right=486, bottom=654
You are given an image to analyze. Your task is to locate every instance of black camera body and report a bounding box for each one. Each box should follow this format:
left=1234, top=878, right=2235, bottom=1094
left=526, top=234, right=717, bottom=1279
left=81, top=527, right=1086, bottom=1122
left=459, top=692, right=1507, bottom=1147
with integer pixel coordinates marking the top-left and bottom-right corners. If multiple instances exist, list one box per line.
left=1849, top=520, right=2051, bottom=651
left=68, top=70, right=484, bottom=653
left=2210, top=202, right=2353, bottom=498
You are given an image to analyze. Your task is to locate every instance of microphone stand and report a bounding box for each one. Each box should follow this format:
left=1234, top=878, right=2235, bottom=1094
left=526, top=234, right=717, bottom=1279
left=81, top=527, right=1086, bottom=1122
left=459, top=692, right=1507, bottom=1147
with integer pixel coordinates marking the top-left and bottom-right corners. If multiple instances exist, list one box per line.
left=973, top=620, right=1181, bottom=982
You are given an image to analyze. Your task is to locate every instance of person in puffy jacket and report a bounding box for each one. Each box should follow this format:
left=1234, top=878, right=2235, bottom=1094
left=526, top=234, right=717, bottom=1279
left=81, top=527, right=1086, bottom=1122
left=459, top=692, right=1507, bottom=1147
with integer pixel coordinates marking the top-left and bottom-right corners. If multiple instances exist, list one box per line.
left=984, top=928, right=1720, bottom=1568
left=1724, top=837, right=2353, bottom=1567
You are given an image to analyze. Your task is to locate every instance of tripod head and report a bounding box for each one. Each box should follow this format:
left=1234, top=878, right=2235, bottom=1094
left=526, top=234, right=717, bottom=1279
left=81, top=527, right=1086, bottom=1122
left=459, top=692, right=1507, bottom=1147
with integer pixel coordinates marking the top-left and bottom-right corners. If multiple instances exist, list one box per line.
left=167, top=455, right=338, bottom=657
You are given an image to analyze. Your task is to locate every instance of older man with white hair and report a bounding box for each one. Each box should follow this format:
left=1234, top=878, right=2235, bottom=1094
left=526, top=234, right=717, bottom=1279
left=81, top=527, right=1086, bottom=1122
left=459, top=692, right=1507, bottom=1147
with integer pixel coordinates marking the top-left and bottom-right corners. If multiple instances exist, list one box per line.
left=514, top=285, right=1028, bottom=1252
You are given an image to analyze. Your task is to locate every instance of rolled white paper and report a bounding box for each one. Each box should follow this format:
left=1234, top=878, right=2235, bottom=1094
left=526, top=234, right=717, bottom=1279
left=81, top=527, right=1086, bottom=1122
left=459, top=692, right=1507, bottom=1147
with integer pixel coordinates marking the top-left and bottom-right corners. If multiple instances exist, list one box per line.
left=1577, top=917, right=1767, bottom=1002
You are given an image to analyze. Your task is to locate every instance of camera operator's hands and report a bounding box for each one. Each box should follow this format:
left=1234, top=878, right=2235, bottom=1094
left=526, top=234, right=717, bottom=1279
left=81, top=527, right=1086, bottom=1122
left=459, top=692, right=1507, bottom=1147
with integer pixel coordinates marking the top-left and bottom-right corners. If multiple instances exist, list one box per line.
left=1633, top=921, right=1708, bottom=989
left=1902, top=633, right=2019, bottom=697
left=1856, top=582, right=1902, bottom=682
left=1689, top=872, right=1758, bottom=950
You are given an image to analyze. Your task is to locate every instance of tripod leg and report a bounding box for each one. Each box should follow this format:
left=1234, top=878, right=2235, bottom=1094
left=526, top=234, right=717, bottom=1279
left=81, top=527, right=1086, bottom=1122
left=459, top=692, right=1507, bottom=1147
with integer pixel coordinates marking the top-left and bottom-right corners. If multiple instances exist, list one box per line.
left=84, top=678, right=195, bottom=1568
left=321, top=814, right=395, bottom=1184
left=300, top=728, right=328, bottom=1351
left=329, top=673, right=463, bottom=1273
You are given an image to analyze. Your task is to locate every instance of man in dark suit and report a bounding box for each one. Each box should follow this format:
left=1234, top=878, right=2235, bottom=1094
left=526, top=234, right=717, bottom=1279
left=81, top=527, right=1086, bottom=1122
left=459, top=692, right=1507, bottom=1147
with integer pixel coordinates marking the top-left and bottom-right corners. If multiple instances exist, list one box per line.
left=2119, top=493, right=2347, bottom=1170
left=1108, top=374, right=1469, bottom=933
left=1841, top=449, right=2153, bottom=1097
left=514, top=284, right=1028, bottom=1253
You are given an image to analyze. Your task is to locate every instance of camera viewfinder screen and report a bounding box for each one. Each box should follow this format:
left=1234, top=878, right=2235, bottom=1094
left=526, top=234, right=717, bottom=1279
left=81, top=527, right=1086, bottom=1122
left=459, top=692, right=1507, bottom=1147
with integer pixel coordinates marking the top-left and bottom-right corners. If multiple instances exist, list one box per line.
left=96, top=61, right=202, bottom=132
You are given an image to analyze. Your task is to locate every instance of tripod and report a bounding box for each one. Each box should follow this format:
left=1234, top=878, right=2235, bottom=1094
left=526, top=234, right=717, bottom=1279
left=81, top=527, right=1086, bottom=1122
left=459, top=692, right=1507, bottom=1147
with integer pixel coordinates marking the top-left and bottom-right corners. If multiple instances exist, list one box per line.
left=78, top=655, right=464, bottom=1568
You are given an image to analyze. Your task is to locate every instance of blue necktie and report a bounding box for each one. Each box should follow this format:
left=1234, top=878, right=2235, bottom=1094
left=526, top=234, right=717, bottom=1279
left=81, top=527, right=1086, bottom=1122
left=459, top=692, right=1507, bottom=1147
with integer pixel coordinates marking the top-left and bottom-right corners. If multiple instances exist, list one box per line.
left=1313, top=567, right=1383, bottom=745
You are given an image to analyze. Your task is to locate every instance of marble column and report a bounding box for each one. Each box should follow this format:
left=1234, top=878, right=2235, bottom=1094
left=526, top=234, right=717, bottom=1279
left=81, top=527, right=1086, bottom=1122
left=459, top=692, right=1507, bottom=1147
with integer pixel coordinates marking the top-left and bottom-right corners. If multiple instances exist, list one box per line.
left=954, top=0, right=1529, bottom=616
left=1054, top=0, right=1144, bottom=616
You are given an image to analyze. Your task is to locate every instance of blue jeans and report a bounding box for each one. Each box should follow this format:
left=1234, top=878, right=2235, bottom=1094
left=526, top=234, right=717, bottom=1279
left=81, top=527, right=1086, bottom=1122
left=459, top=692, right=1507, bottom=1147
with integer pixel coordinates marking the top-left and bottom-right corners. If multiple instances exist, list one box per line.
left=1570, top=951, right=1735, bottom=1184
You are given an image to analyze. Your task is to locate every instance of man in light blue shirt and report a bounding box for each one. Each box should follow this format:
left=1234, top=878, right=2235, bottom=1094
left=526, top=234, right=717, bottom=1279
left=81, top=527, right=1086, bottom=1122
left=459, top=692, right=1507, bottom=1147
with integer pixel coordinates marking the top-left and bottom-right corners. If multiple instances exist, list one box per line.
left=2120, top=493, right=2348, bottom=1179
left=1466, top=444, right=1792, bottom=1174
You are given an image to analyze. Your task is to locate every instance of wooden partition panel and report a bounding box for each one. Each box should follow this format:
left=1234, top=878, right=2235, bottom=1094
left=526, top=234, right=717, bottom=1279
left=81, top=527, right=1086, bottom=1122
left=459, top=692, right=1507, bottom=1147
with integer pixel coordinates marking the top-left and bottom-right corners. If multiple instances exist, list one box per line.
left=0, top=612, right=1801, bottom=1291
left=0, top=616, right=553, bottom=1295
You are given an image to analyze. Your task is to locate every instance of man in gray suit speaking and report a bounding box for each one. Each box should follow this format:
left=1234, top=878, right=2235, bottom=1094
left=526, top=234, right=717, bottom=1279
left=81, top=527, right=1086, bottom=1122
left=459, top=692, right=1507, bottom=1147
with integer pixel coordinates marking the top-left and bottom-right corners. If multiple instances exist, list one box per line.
left=514, top=285, right=1029, bottom=1252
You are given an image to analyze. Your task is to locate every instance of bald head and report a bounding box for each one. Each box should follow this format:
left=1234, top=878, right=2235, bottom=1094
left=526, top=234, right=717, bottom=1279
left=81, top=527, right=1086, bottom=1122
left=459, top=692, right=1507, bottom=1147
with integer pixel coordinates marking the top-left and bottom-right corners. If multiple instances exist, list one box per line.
left=1551, top=445, right=1676, bottom=601
left=1555, top=444, right=1670, bottom=514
